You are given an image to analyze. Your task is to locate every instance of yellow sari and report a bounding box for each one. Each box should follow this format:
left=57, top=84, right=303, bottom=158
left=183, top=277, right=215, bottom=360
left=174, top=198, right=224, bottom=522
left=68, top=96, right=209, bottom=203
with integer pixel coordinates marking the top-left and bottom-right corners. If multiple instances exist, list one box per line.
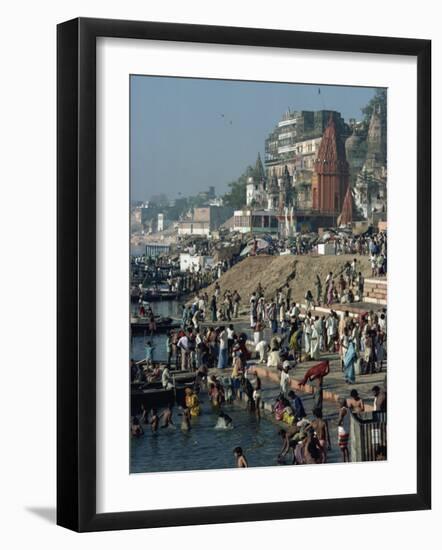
left=185, top=393, right=201, bottom=417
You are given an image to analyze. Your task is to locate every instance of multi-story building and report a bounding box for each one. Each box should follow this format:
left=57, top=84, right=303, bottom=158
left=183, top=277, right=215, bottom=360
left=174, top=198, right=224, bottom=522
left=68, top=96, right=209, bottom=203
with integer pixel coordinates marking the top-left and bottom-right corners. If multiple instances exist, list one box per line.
left=264, top=110, right=349, bottom=212
left=265, top=110, right=348, bottom=178
left=177, top=205, right=233, bottom=237
left=233, top=209, right=279, bottom=234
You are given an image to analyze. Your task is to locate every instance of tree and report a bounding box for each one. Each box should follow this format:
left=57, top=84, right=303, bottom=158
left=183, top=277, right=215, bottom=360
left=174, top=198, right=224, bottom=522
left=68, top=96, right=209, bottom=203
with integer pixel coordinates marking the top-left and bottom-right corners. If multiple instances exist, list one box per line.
left=149, top=193, right=169, bottom=208
left=361, top=88, right=387, bottom=128
left=222, top=167, right=252, bottom=209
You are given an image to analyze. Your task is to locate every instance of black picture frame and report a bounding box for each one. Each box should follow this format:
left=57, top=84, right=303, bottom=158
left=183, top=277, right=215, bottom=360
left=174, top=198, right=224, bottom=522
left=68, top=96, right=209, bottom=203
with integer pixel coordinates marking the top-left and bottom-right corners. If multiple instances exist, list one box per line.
left=57, top=17, right=431, bottom=532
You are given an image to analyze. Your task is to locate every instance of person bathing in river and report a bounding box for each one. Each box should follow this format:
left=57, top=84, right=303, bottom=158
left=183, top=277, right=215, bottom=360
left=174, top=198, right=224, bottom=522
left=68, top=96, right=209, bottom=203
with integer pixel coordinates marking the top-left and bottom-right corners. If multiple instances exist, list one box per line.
left=160, top=404, right=174, bottom=428
left=217, top=411, right=233, bottom=429
left=140, top=403, right=148, bottom=424
left=184, top=387, right=200, bottom=417
left=131, top=416, right=144, bottom=437
left=242, top=375, right=255, bottom=412
left=277, top=428, right=296, bottom=464
left=149, top=408, right=160, bottom=433
left=310, top=407, right=331, bottom=462
left=180, top=407, right=191, bottom=431
left=208, top=382, right=222, bottom=407
left=302, top=428, right=323, bottom=465
left=233, top=447, right=248, bottom=468
left=253, top=373, right=262, bottom=420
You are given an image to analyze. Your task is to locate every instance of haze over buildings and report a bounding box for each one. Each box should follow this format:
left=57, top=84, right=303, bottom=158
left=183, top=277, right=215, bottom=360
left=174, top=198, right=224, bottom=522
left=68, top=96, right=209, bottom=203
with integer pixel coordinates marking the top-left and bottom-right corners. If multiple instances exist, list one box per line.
left=130, top=76, right=378, bottom=201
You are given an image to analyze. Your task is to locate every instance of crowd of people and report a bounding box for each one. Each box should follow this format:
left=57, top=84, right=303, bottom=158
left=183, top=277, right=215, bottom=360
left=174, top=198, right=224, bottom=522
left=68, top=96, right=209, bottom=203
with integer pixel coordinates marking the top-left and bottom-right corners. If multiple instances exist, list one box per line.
left=279, top=230, right=387, bottom=259
left=244, top=277, right=387, bottom=387
left=130, top=231, right=388, bottom=468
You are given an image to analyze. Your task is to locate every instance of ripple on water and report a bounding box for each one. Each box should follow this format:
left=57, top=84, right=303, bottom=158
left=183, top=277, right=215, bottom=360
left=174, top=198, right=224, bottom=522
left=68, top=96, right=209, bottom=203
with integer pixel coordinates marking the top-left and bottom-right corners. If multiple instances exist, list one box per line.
left=130, top=400, right=283, bottom=474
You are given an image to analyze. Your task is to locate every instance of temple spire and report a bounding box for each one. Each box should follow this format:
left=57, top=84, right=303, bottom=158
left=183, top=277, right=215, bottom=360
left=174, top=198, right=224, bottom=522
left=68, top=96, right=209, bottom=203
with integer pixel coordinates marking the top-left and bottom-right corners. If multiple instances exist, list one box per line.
left=254, top=152, right=265, bottom=182
left=311, top=112, right=349, bottom=215
left=337, top=185, right=354, bottom=226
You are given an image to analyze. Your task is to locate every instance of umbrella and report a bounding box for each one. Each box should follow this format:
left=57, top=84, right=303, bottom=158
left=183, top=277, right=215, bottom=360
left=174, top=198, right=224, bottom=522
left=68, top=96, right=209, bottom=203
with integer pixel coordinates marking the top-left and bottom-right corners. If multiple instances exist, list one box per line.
left=240, top=238, right=270, bottom=256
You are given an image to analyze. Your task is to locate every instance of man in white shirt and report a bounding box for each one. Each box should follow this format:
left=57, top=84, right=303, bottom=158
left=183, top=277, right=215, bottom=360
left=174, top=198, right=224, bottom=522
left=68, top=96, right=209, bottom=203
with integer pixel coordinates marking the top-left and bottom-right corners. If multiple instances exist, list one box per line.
left=280, top=362, right=291, bottom=396
left=161, top=365, right=173, bottom=390
left=218, top=326, right=228, bottom=369
left=177, top=334, right=190, bottom=371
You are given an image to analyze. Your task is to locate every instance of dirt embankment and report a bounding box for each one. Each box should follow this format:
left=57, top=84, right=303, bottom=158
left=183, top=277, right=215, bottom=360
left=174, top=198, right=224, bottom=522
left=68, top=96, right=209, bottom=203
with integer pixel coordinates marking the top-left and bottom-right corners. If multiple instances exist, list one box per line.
left=199, top=254, right=373, bottom=304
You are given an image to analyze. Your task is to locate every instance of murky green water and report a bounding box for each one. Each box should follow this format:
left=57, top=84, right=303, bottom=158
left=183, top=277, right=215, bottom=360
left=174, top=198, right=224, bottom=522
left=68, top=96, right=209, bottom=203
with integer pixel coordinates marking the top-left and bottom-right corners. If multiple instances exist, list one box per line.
left=130, top=399, right=283, bottom=473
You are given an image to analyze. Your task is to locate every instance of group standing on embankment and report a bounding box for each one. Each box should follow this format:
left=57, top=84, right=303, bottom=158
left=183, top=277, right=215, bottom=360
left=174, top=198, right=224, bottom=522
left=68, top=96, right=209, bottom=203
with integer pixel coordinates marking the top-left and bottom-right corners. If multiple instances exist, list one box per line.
left=130, top=231, right=388, bottom=468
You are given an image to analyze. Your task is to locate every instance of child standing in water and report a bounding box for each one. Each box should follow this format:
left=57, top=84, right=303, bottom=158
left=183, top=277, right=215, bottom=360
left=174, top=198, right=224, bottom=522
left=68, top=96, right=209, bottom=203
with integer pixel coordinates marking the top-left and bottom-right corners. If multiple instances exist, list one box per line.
left=150, top=408, right=159, bottom=433
left=233, top=446, right=248, bottom=468
left=144, top=341, right=155, bottom=366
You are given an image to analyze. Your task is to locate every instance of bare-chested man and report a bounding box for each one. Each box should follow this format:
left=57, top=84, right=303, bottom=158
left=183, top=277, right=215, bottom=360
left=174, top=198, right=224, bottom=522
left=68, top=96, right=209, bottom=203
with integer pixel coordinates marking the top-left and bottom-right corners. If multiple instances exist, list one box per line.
left=233, top=446, right=248, bottom=468
left=160, top=404, right=174, bottom=428
left=346, top=389, right=365, bottom=414
left=310, top=407, right=331, bottom=462
left=337, top=399, right=350, bottom=462
left=277, top=427, right=299, bottom=464
left=131, top=416, right=144, bottom=437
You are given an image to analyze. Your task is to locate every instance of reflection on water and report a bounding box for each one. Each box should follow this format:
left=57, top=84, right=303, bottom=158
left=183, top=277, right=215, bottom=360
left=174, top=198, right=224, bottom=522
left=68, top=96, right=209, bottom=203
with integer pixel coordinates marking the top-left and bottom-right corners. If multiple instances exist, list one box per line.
left=130, top=399, right=282, bottom=473
left=131, top=298, right=281, bottom=473
left=130, top=299, right=183, bottom=362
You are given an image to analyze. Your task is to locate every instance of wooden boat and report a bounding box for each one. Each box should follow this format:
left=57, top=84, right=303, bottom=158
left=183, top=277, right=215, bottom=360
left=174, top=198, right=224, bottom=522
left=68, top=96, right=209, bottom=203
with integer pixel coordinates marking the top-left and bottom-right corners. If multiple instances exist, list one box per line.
left=141, top=290, right=180, bottom=301
left=131, top=369, right=197, bottom=414
left=130, top=316, right=180, bottom=334
left=131, top=382, right=195, bottom=414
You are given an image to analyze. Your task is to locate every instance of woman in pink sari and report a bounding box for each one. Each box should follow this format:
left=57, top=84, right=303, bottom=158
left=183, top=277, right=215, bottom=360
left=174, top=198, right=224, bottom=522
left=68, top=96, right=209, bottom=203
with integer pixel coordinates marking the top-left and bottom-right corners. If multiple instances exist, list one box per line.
left=273, top=396, right=286, bottom=422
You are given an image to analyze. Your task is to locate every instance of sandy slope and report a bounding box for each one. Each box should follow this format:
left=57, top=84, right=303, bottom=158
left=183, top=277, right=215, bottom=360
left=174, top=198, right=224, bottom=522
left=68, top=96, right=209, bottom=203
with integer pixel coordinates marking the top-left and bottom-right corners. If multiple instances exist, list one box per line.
left=199, top=254, right=373, bottom=304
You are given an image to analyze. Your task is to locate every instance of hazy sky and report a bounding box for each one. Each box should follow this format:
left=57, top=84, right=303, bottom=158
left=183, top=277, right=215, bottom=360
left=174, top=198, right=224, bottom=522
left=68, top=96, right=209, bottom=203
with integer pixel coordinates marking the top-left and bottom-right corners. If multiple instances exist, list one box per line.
left=130, top=76, right=378, bottom=201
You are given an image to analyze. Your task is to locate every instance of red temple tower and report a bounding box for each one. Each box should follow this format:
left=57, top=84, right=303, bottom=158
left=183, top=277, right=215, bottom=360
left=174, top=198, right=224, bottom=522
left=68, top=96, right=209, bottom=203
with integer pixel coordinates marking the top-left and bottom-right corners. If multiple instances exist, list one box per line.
left=337, top=185, right=354, bottom=226
left=311, top=114, right=349, bottom=216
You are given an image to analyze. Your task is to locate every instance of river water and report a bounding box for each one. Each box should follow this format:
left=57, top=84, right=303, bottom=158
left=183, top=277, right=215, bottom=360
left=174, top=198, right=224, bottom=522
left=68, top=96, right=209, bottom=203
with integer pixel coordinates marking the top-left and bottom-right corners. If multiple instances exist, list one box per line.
left=130, top=399, right=283, bottom=473
left=130, top=299, right=183, bottom=362
left=130, top=299, right=284, bottom=473
left=130, top=298, right=342, bottom=473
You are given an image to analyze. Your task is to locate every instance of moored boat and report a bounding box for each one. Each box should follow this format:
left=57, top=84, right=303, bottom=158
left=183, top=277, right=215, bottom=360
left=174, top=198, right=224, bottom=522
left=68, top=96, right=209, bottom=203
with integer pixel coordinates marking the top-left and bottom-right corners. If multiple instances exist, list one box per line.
left=130, top=315, right=181, bottom=334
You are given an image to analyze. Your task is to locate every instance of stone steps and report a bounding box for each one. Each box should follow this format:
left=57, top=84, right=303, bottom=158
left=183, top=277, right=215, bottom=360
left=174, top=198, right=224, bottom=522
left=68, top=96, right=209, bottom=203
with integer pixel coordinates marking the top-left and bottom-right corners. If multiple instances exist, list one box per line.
left=363, top=278, right=387, bottom=305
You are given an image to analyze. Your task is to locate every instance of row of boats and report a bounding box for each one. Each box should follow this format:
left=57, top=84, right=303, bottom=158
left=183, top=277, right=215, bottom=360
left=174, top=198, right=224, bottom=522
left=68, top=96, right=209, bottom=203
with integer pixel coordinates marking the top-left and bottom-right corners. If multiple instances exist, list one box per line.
left=130, top=314, right=181, bottom=335
left=130, top=285, right=180, bottom=303
left=131, top=369, right=196, bottom=415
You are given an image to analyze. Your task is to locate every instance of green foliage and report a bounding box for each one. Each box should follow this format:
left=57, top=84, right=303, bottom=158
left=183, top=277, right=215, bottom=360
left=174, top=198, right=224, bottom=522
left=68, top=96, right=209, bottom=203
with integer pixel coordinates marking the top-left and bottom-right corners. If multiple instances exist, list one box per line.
left=361, top=88, right=387, bottom=127
left=223, top=180, right=246, bottom=209
left=222, top=165, right=253, bottom=209
left=149, top=193, right=169, bottom=208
